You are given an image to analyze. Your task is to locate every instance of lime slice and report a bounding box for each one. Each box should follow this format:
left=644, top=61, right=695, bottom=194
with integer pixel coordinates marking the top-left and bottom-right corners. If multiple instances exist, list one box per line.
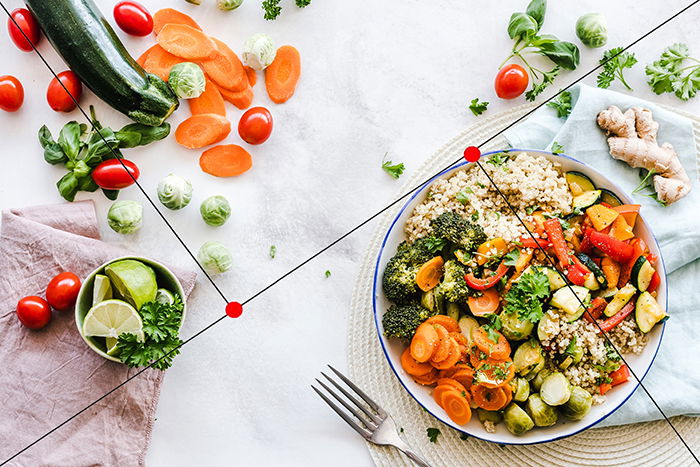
left=104, top=260, right=157, bottom=310
left=155, top=288, right=175, bottom=305
left=82, top=299, right=144, bottom=341
left=105, top=337, right=120, bottom=356
left=92, top=274, right=113, bottom=305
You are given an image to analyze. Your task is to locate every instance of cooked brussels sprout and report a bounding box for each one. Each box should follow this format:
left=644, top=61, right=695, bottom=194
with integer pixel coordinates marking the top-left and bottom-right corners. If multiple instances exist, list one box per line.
left=537, top=311, right=557, bottom=342
left=576, top=13, right=608, bottom=48
left=540, top=372, right=571, bottom=406
left=446, top=302, right=460, bottom=322
left=217, top=0, right=243, bottom=10
left=503, top=403, right=535, bottom=435
left=157, top=174, right=193, bottom=210
left=513, top=377, right=530, bottom=402
left=168, top=62, right=206, bottom=99
left=421, top=287, right=445, bottom=314
left=477, top=408, right=503, bottom=424
left=200, top=195, right=231, bottom=227
left=458, top=315, right=478, bottom=348
left=242, top=33, right=276, bottom=71
left=197, top=241, right=233, bottom=275
left=525, top=394, right=558, bottom=427
left=107, top=200, right=143, bottom=234
left=513, top=340, right=544, bottom=376
left=500, top=310, right=534, bottom=341
left=561, top=386, right=593, bottom=420
left=530, top=368, right=552, bottom=392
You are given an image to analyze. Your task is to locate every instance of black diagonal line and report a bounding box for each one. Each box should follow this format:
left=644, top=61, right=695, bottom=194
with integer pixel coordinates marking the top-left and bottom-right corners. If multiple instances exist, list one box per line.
left=3, top=0, right=699, bottom=464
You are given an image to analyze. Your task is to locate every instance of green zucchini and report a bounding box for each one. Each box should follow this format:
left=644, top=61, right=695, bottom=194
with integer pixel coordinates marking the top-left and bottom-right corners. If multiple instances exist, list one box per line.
left=26, top=0, right=178, bottom=126
left=600, top=188, right=623, bottom=207
left=572, top=190, right=602, bottom=210
left=566, top=171, right=596, bottom=194
left=549, top=285, right=590, bottom=321
left=635, top=291, right=667, bottom=333
left=576, top=253, right=608, bottom=289
left=631, top=256, right=656, bottom=292
left=603, top=283, right=636, bottom=317
left=521, top=266, right=566, bottom=290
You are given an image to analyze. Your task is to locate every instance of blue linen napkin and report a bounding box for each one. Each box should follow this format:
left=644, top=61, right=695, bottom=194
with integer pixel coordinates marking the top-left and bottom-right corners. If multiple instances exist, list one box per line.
left=504, top=83, right=700, bottom=426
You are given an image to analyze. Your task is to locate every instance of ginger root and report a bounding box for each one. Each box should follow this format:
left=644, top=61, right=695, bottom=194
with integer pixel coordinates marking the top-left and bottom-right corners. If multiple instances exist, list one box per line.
left=597, top=105, right=691, bottom=205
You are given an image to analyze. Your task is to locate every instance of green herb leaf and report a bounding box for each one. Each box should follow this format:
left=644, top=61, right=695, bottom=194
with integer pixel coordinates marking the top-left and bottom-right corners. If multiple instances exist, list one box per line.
left=507, top=12, right=538, bottom=40
left=56, top=172, right=80, bottom=202
left=456, top=187, right=473, bottom=204
left=597, top=47, right=637, bottom=90
left=382, top=159, right=405, bottom=179
left=503, top=249, right=521, bottom=266
left=486, top=152, right=510, bottom=167
left=525, top=0, right=546, bottom=29
left=525, top=67, right=560, bottom=101
left=58, top=121, right=82, bottom=161
left=546, top=90, right=572, bottom=118
left=38, top=125, right=68, bottom=165
left=564, top=335, right=578, bottom=357
left=116, top=122, right=171, bottom=148
left=645, top=43, right=700, bottom=100
left=504, top=268, right=550, bottom=323
left=468, top=98, right=489, bottom=116
left=551, top=141, right=565, bottom=154
left=262, top=0, right=282, bottom=19
left=539, top=41, right=580, bottom=70
left=426, top=427, right=441, bottom=443
left=270, top=245, right=277, bottom=258
left=295, top=0, right=311, bottom=6
left=102, top=189, right=120, bottom=200
left=325, top=270, right=332, bottom=278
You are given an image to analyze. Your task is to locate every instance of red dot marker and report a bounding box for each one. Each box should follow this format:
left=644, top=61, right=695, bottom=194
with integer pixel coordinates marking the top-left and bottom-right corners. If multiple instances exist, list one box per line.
left=225, top=301, right=243, bottom=318
left=464, top=146, right=481, bottom=163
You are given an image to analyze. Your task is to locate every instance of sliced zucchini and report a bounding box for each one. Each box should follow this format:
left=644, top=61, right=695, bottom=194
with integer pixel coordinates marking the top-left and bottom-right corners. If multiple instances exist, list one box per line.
left=604, top=283, right=636, bottom=317
left=631, top=255, right=656, bottom=292
left=600, top=188, right=623, bottom=207
left=566, top=171, right=596, bottom=195
left=597, top=287, right=619, bottom=299
left=446, top=302, right=461, bottom=322
left=576, top=253, right=608, bottom=289
left=572, top=190, right=602, bottom=210
left=550, top=286, right=590, bottom=319
left=583, top=273, right=600, bottom=291
left=527, top=266, right=567, bottom=290
left=635, top=291, right=667, bottom=333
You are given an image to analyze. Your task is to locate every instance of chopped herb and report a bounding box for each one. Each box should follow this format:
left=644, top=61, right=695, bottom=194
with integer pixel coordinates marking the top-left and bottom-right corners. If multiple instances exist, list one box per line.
left=646, top=43, right=700, bottom=101
left=295, top=0, right=311, bottom=6
left=427, top=427, right=441, bottom=443
left=262, top=0, right=282, bottom=20
left=551, top=141, right=565, bottom=154
left=503, top=249, right=521, bottom=266
left=547, top=90, right=572, bottom=118
left=460, top=432, right=469, bottom=440
left=597, top=47, right=638, bottom=91
left=605, top=343, right=622, bottom=362
left=486, top=152, right=510, bottom=167
left=325, top=270, right=332, bottom=278
left=400, top=427, right=404, bottom=433
left=471, top=211, right=479, bottom=222
left=633, top=169, right=667, bottom=206
left=382, top=155, right=405, bottom=179
left=504, top=268, right=550, bottom=323
left=269, top=245, right=277, bottom=258
left=469, top=98, right=489, bottom=116
left=564, top=335, right=578, bottom=357
left=477, top=182, right=487, bottom=189
left=482, top=314, right=503, bottom=343
left=456, top=188, right=473, bottom=204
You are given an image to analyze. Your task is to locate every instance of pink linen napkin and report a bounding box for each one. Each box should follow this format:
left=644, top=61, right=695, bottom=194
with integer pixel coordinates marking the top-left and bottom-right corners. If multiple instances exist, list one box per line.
left=0, top=201, right=196, bottom=466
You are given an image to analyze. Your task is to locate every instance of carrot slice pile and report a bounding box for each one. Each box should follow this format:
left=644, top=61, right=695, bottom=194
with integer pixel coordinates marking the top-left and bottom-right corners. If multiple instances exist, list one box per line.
left=400, top=348, right=433, bottom=377
left=199, top=144, right=253, bottom=177
left=265, top=45, right=301, bottom=104
left=189, top=79, right=226, bottom=116
left=153, top=8, right=202, bottom=35
left=441, top=390, right=472, bottom=425
left=175, top=114, right=230, bottom=149
left=425, top=315, right=460, bottom=333
left=410, top=322, right=438, bottom=363
left=472, top=326, right=511, bottom=360
left=245, top=66, right=257, bottom=87
left=157, top=24, right=217, bottom=60
left=471, top=384, right=508, bottom=411
left=200, top=38, right=247, bottom=92
left=142, top=45, right=184, bottom=81
left=218, top=84, right=254, bottom=110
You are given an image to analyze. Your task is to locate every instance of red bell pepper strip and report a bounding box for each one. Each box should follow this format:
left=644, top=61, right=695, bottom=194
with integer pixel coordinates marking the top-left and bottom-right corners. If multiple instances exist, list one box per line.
left=647, top=271, right=661, bottom=293
left=618, top=238, right=649, bottom=287
left=519, top=236, right=552, bottom=249
left=566, top=264, right=587, bottom=286
left=579, top=227, right=594, bottom=255
left=543, top=218, right=572, bottom=269
left=464, top=261, right=510, bottom=290
left=599, top=299, right=636, bottom=333
left=610, top=364, right=630, bottom=386
left=588, top=230, right=634, bottom=263
left=583, top=296, right=608, bottom=323
left=599, top=382, right=612, bottom=395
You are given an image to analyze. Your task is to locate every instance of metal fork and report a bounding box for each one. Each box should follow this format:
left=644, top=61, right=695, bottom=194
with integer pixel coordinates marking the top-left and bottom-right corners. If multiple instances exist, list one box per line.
left=312, top=365, right=432, bottom=467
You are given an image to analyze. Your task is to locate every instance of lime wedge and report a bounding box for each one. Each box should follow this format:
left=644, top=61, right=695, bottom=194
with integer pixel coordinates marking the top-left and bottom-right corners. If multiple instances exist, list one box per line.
left=155, top=288, right=175, bottom=305
left=105, top=337, right=120, bottom=356
left=104, top=260, right=157, bottom=310
left=82, top=299, right=144, bottom=341
left=92, top=274, right=113, bottom=305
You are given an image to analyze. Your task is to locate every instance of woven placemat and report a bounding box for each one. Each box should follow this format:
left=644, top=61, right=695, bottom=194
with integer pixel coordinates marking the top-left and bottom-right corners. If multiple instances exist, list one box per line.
left=347, top=103, right=700, bottom=467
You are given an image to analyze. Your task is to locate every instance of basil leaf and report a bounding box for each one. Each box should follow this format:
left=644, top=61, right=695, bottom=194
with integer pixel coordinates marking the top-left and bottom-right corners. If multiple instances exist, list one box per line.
left=525, top=0, right=546, bottom=30
left=116, top=122, right=171, bottom=148
left=57, top=172, right=80, bottom=202
left=507, top=13, right=538, bottom=40
left=38, top=125, right=68, bottom=165
left=539, top=41, right=580, bottom=70
left=85, top=127, right=119, bottom=162
left=102, top=189, right=120, bottom=200
left=57, top=121, right=82, bottom=161
left=78, top=175, right=99, bottom=192
left=72, top=160, right=91, bottom=178
left=530, top=34, right=558, bottom=46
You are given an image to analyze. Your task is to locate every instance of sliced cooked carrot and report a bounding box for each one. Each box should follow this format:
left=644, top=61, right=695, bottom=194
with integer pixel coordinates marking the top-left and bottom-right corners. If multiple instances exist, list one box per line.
left=136, top=45, right=158, bottom=67
left=153, top=8, right=202, bottom=35
left=469, top=346, right=491, bottom=368
left=199, top=38, right=247, bottom=92
left=431, top=338, right=461, bottom=370
left=502, top=382, right=513, bottom=407
left=425, top=315, right=460, bottom=333
left=451, top=367, right=475, bottom=390
left=441, top=390, right=472, bottom=425
left=410, top=322, right=439, bottom=363
left=142, top=45, right=184, bottom=81
left=475, top=358, right=515, bottom=388
left=175, top=114, right=230, bottom=149
left=433, top=384, right=454, bottom=409
left=189, top=79, right=226, bottom=116
left=471, top=384, right=508, bottom=411
left=245, top=66, right=257, bottom=87
left=200, top=144, right=253, bottom=177
left=472, top=326, right=511, bottom=360
left=416, top=256, right=444, bottom=292
left=265, top=45, right=301, bottom=104
left=449, top=332, right=468, bottom=347
left=413, top=368, right=439, bottom=386
left=467, top=288, right=501, bottom=317
left=157, top=24, right=217, bottom=60
left=401, top=348, right=433, bottom=377
left=429, top=325, right=450, bottom=364
left=436, top=378, right=466, bottom=393
left=218, top=84, right=254, bottom=110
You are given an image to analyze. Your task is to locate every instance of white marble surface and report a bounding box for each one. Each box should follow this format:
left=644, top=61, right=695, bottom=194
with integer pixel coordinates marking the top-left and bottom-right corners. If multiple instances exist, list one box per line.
left=1, top=0, right=699, bottom=465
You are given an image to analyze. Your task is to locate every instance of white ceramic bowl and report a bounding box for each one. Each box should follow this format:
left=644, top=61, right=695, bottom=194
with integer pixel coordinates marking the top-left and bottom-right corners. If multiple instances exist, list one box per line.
left=372, top=149, right=666, bottom=445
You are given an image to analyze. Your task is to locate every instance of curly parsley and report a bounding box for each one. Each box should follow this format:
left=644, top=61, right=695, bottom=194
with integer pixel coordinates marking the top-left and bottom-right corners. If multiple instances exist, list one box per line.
left=646, top=43, right=700, bottom=101
left=427, top=427, right=441, bottom=443
left=597, top=47, right=638, bottom=91
left=504, top=268, right=550, bottom=323
left=546, top=90, right=572, bottom=118
left=469, top=98, right=489, bottom=116
left=550, top=141, right=565, bottom=154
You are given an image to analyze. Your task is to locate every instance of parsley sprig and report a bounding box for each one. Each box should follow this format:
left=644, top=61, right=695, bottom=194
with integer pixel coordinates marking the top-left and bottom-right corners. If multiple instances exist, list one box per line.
left=646, top=43, right=700, bottom=100
left=382, top=154, right=405, bottom=179
left=427, top=427, right=441, bottom=443
left=503, top=268, right=550, bottom=323
left=469, top=98, right=489, bottom=116
left=597, top=47, right=638, bottom=91
left=262, top=0, right=310, bottom=20
left=546, top=90, right=571, bottom=118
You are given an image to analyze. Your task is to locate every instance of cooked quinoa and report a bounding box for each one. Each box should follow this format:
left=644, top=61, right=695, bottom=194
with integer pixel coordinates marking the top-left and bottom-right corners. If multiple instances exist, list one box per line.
left=405, top=152, right=573, bottom=243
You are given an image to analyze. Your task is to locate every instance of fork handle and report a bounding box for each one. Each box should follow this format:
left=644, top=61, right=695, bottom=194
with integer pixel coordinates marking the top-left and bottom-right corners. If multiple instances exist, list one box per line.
left=393, top=442, right=432, bottom=467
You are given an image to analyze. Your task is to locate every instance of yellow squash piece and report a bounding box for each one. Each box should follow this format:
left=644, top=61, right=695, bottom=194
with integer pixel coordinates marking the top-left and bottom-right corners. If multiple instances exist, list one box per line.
left=476, top=238, right=508, bottom=266
left=585, top=204, right=619, bottom=231
left=609, top=215, right=635, bottom=242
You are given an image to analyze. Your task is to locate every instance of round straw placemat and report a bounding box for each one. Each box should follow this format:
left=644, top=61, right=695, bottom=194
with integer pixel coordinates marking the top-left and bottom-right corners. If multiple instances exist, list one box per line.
left=347, top=103, right=700, bottom=467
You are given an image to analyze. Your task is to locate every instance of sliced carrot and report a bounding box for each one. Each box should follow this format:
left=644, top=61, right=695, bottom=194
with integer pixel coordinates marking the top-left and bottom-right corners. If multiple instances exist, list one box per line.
left=502, top=382, right=513, bottom=407
left=265, top=45, right=301, bottom=104
left=425, top=315, right=460, bottom=333
left=467, top=287, right=501, bottom=317
left=416, top=256, right=444, bottom=292
left=157, top=24, right=217, bottom=60
left=433, top=384, right=455, bottom=408
left=218, top=84, right=254, bottom=110
left=436, top=378, right=467, bottom=393
left=449, top=332, right=468, bottom=347
left=469, top=346, right=492, bottom=368
left=401, top=348, right=433, bottom=377
left=441, top=390, right=472, bottom=425
left=451, top=367, right=475, bottom=390
left=175, top=114, right=230, bottom=149
left=474, top=358, right=515, bottom=388
left=431, top=338, right=462, bottom=370
left=136, top=45, right=158, bottom=67
left=245, top=66, right=257, bottom=87
left=413, top=368, right=439, bottom=386
left=410, top=322, right=439, bottom=363
left=438, top=363, right=470, bottom=379
left=200, top=144, right=253, bottom=177
left=189, top=79, right=226, bottom=116
left=199, top=38, right=247, bottom=92
left=142, top=45, right=184, bottom=81
left=472, top=326, right=511, bottom=360
left=471, top=384, right=508, bottom=411
left=429, top=325, right=450, bottom=364
left=153, top=8, right=202, bottom=35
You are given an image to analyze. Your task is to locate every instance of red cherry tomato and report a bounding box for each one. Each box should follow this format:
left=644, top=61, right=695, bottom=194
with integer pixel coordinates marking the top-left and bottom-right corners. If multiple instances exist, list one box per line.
left=47, top=71, right=82, bottom=112
left=46, top=272, right=81, bottom=311
left=494, top=64, right=529, bottom=100
left=16, top=296, right=51, bottom=330
left=7, top=8, right=42, bottom=52
left=238, top=107, right=273, bottom=145
left=91, top=159, right=140, bottom=189
left=113, top=1, right=153, bottom=37
left=0, top=75, right=24, bottom=112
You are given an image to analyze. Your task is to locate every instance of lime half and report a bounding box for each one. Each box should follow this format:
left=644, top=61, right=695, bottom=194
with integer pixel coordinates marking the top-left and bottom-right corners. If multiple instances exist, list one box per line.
left=105, top=337, right=120, bottom=356
left=92, top=274, right=113, bottom=306
left=104, top=260, right=157, bottom=310
left=82, top=299, right=144, bottom=341
left=155, top=288, right=175, bottom=305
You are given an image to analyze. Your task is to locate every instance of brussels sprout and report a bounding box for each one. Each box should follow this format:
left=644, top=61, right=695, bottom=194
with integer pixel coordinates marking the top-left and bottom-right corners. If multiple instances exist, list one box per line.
left=168, top=62, right=206, bottom=99
left=513, top=339, right=544, bottom=377
left=477, top=408, right=503, bottom=424
left=197, top=241, right=233, bottom=275
left=200, top=195, right=231, bottom=226
left=107, top=200, right=143, bottom=234
left=530, top=368, right=552, bottom=392
left=500, top=310, right=534, bottom=341
left=446, top=302, right=461, bottom=322
left=513, top=377, right=530, bottom=402
left=185, top=0, right=202, bottom=4
left=503, top=403, right=535, bottom=435
left=217, top=0, right=243, bottom=10
left=525, top=394, right=558, bottom=427
left=421, top=287, right=445, bottom=313
left=561, top=386, right=593, bottom=420
left=537, top=311, right=557, bottom=341
left=576, top=13, right=608, bottom=48
left=540, top=372, right=571, bottom=406
left=458, top=315, right=478, bottom=348
left=157, top=174, right=193, bottom=210
left=242, top=33, right=276, bottom=71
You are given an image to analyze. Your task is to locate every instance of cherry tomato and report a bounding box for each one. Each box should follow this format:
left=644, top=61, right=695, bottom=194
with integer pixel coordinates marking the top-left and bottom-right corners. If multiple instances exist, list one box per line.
left=0, top=75, right=24, bottom=112
left=47, top=71, right=82, bottom=112
left=91, top=159, right=140, bottom=189
left=113, top=1, right=153, bottom=37
left=238, top=107, right=273, bottom=145
left=16, top=296, right=51, bottom=330
left=7, top=8, right=41, bottom=52
left=494, top=64, right=529, bottom=100
left=46, top=272, right=81, bottom=311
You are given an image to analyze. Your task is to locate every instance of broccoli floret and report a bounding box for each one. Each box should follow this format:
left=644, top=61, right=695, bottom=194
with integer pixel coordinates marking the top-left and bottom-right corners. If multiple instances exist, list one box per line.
left=382, top=303, right=435, bottom=339
left=440, top=260, right=470, bottom=303
left=430, top=212, right=486, bottom=252
left=382, top=239, right=437, bottom=304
